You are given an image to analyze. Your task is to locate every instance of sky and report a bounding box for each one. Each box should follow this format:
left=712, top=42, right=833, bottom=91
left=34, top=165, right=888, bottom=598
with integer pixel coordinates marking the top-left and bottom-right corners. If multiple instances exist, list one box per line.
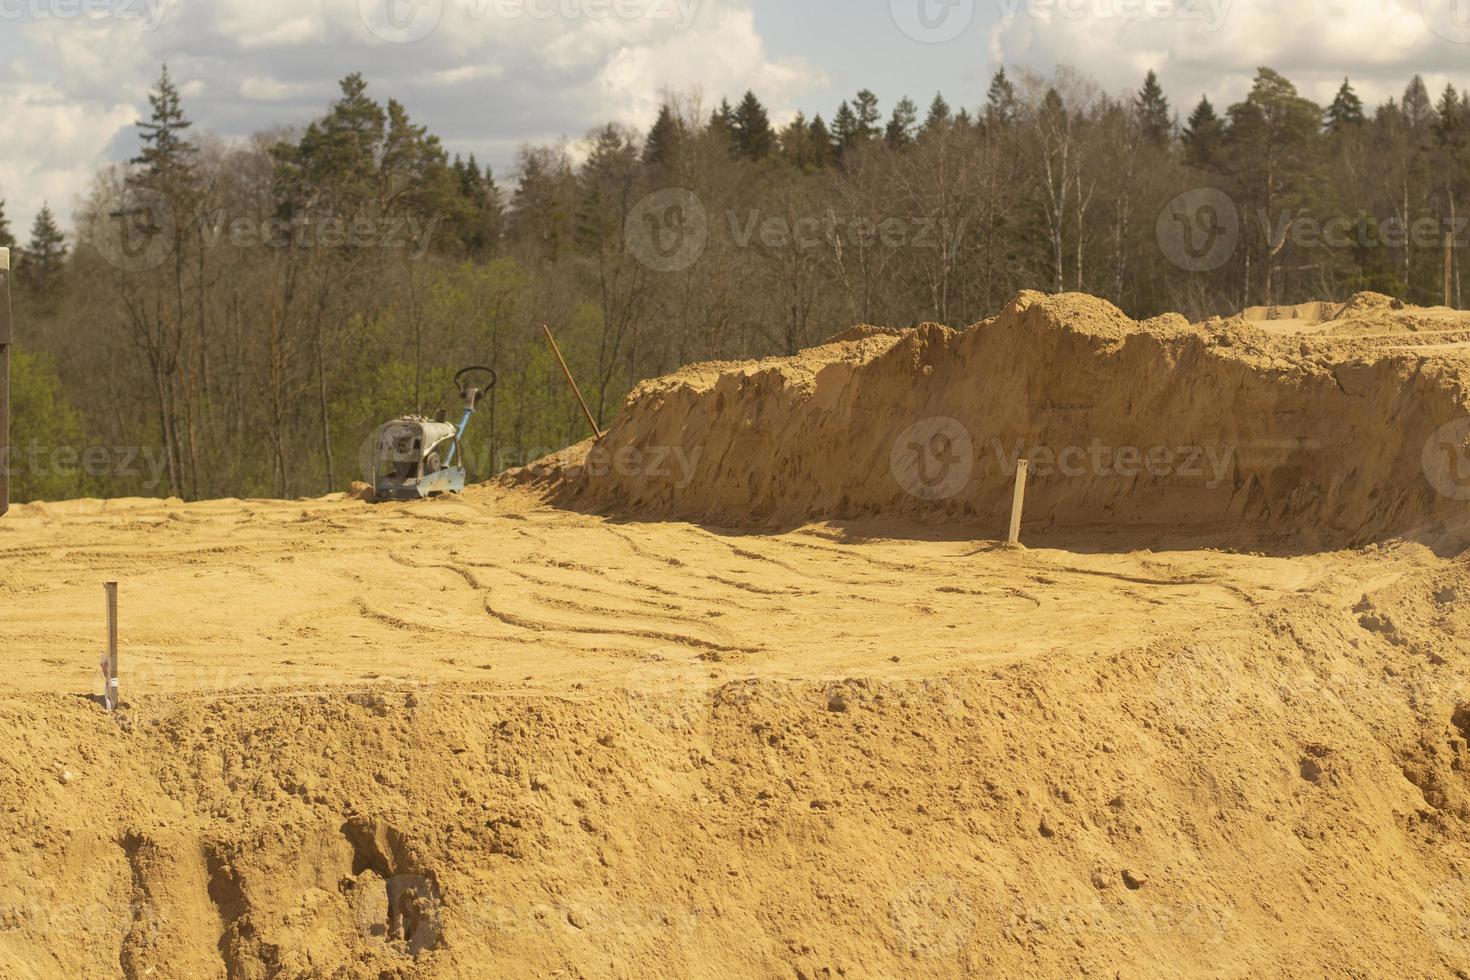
left=2, top=0, right=1469, bottom=236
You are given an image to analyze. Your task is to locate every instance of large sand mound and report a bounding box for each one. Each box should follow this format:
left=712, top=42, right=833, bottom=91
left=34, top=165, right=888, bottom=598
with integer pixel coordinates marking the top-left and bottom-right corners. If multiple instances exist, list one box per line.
left=5, top=492, right=1470, bottom=977
left=526, top=291, right=1470, bottom=548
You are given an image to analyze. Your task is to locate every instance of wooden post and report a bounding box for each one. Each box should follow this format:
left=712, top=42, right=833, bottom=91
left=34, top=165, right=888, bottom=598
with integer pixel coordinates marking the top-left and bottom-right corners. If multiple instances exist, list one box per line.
left=542, top=325, right=604, bottom=441
left=0, top=246, right=11, bottom=518
left=104, top=582, right=119, bottom=710
left=1008, top=459, right=1029, bottom=546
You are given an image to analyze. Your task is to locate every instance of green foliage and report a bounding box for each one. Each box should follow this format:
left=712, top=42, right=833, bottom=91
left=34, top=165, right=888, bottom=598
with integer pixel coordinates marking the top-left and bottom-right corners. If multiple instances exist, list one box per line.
left=6, top=349, right=87, bottom=502
left=16, top=61, right=1470, bottom=503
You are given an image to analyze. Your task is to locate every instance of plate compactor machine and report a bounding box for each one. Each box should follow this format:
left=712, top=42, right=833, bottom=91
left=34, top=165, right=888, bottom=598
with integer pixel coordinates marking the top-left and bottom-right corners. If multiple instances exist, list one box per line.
left=368, top=367, right=496, bottom=502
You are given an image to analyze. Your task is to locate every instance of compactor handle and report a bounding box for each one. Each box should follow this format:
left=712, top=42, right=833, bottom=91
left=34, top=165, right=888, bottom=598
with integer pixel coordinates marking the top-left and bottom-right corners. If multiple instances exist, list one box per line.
left=455, top=366, right=498, bottom=410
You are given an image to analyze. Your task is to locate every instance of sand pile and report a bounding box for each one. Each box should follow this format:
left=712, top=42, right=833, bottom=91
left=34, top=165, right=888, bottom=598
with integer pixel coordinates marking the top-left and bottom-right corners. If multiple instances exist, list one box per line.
left=527, top=291, right=1470, bottom=547
left=4, top=491, right=1470, bottom=976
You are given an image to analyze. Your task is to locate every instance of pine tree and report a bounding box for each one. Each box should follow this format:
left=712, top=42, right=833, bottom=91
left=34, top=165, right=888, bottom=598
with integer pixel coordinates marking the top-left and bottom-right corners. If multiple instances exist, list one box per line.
left=643, top=104, right=682, bottom=167
left=922, top=93, right=952, bottom=135
left=452, top=154, right=503, bottom=256
left=1135, top=70, right=1171, bottom=146
left=131, top=64, right=195, bottom=184
left=885, top=96, right=919, bottom=147
left=731, top=90, right=775, bottom=161
left=984, top=68, right=1017, bottom=129
left=274, top=73, right=387, bottom=218
left=23, top=204, right=66, bottom=294
left=1436, top=83, right=1464, bottom=145
left=808, top=114, right=833, bottom=168
left=853, top=90, right=882, bottom=141
left=779, top=112, right=824, bottom=171
left=577, top=124, right=639, bottom=250
left=1324, top=78, right=1365, bottom=133
left=1404, top=75, right=1434, bottom=131
left=0, top=198, right=14, bottom=250
left=1222, top=69, right=1323, bottom=305
left=708, top=98, right=735, bottom=144
left=1182, top=95, right=1224, bottom=168
left=831, top=101, right=860, bottom=157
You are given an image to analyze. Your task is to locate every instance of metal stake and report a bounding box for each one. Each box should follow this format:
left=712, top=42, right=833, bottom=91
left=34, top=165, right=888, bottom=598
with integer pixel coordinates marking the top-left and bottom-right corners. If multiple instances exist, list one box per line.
left=105, top=582, right=119, bottom=710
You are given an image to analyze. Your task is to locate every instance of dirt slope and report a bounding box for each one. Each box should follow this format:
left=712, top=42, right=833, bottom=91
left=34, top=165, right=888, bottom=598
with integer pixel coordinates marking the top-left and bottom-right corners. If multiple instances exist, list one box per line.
left=529, top=291, right=1470, bottom=549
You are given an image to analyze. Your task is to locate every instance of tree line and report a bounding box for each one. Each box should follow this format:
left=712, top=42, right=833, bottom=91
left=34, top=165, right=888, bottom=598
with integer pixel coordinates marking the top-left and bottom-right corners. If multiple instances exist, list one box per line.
left=3, top=62, right=1467, bottom=502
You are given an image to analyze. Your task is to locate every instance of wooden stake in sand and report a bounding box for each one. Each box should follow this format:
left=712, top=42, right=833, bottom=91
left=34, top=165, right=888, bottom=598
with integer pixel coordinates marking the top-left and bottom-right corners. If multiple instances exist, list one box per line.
left=542, top=325, right=604, bottom=441
left=1008, top=459, right=1030, bottom=547
left=104, top=582, right=119, bottom=710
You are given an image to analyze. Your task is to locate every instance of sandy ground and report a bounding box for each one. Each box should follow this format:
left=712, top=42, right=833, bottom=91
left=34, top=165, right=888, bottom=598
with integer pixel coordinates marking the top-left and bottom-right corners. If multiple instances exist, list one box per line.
left=8, top=293, right=1470, bottom=977
left=0, top=487, right=1326, bottom=700
left=3, top=485, right=1470, bottom=978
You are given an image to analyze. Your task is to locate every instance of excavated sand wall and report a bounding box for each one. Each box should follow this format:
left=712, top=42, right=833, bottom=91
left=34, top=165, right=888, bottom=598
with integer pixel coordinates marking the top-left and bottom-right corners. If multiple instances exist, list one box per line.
left=547, top=292, right=1470, bottom=546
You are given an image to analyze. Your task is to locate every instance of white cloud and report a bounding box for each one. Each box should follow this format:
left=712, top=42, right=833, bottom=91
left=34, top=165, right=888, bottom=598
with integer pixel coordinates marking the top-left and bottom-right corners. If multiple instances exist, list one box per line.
left=0, top=0, right=824, bottom=237
left=0, top=81, right=135, bottom=238
left=988, top=0, right=1468, bottom=111
left=239, top=76, right=313, bottom=101
left=594, top=8, right=827, bottom=126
